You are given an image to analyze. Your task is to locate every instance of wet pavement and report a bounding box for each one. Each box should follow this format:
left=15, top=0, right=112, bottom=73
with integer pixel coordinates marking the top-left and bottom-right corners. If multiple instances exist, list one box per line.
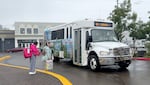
left=0, top=66, right=61, bottom=85
left=1, top=52, right=150, bottom=85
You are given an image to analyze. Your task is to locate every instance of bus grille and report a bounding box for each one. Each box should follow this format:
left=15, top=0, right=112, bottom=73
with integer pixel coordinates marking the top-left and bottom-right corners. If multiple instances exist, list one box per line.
left=113, top=47, right=130, bottom=56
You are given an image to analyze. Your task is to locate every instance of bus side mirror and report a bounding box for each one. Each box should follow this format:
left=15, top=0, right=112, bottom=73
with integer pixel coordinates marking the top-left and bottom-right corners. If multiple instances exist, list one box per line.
left=86, top=36, right=92, bottom=50
left=88, top=36, right=92, bottom=42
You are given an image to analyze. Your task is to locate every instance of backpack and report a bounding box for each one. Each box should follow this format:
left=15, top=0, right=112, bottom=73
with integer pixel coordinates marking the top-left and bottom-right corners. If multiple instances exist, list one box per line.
left=23, top=47, right=32, bottom=58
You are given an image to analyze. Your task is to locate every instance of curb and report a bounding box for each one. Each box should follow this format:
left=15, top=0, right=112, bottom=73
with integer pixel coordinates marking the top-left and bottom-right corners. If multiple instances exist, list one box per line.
left=0, top=56, right=11, bottom=62
left=132, top=57, right=150, bottom=61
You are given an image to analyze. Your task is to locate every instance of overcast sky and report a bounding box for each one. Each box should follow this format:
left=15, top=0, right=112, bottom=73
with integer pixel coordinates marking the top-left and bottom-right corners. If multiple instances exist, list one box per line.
left=0, top=0, right=149, bottom=29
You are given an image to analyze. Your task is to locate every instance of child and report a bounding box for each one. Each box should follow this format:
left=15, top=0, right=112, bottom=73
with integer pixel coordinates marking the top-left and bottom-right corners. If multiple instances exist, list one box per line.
left=42, top=41, right=54, bottom=70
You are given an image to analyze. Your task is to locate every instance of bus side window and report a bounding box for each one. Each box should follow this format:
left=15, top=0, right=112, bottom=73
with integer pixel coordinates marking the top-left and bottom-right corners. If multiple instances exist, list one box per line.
left=52, top=31, right=57, bottom=40
left=66, top=27, right=68, bottom=39
left=52, top=29, right=64, bottom=40
left=70, top=27, right=72, bottom=38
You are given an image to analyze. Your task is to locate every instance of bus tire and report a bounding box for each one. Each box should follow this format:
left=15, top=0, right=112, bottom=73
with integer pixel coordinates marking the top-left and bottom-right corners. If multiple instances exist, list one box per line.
left=88, top=55, right=100, bottom=71
left=54, top=57, right=60, bottom=62
left=119, top=60, right=131, bottom=69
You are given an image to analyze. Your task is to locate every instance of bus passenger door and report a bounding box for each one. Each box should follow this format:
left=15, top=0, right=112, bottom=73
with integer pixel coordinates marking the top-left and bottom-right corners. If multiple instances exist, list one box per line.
left=74, top=29, right=82, bottom=65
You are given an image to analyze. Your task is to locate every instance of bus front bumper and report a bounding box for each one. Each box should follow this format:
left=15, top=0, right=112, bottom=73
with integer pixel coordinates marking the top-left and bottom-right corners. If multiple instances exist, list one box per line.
left=98, top=56, right=131, bottom=65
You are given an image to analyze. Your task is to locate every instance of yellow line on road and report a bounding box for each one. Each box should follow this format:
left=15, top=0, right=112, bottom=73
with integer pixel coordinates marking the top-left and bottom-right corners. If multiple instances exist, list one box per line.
left=0, top=56, right=72, bottom=85
left=0, top=56, right=11, bottom=62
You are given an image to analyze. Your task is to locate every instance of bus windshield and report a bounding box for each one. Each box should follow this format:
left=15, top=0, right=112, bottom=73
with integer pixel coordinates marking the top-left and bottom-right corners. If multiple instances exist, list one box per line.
left=91, top=29, right=118, bottom=42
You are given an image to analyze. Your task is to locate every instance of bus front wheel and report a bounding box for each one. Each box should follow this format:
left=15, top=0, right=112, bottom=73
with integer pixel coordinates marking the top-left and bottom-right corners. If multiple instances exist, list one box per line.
left=88, top=55, right=100, bottom=71
left=119, top=60, right=131, bottom=69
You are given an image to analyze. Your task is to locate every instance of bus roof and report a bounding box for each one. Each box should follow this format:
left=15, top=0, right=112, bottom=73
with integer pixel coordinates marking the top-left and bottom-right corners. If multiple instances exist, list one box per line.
left=46, top=19, right=113, bottom=31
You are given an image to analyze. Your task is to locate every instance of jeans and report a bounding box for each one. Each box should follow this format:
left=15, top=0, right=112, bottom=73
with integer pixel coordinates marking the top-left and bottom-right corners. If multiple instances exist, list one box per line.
left=30, top=55, right=36, bottom=72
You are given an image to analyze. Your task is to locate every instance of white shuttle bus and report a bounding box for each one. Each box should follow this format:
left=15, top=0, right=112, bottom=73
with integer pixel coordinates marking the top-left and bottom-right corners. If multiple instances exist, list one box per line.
left=44, top=19, right=132, bottom=71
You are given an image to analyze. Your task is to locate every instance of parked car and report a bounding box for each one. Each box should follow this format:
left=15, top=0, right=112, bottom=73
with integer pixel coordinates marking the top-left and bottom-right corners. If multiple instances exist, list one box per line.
left=6, top=47, right=24, bottom=53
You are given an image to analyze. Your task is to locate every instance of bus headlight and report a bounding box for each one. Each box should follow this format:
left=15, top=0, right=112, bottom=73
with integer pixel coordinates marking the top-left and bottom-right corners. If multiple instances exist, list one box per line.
left=100, top=51, right=109, bottom=56
left=109, top=49, right=113, bottom=54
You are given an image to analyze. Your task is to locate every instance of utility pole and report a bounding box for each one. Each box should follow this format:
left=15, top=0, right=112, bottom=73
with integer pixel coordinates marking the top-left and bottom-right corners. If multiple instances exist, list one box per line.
left=148, top=11, right=150, bottom=19
left=117, top=0, right=119, bottom=8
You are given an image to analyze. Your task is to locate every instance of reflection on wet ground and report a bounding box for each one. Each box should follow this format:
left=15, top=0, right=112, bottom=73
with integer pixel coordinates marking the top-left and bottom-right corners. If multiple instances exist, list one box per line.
left=57, top=60, right=150, bottom=85
left=2, top=52, right=150, bottom=85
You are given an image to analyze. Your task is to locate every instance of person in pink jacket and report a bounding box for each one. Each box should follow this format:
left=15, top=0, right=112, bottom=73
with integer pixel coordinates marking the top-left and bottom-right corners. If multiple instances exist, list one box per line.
left=29, top=41, right=40, bottom=75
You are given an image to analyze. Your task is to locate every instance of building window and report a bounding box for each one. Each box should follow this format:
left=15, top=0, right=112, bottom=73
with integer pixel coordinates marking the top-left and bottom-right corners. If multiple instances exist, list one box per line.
left=27, top=28, right=32, bottom=34
left=20, top=28, right=25, bottom=34
left=34, top=28, right=38, bottom=34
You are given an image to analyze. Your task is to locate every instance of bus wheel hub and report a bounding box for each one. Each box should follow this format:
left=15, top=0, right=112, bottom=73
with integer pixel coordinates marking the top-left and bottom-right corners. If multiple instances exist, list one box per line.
left=90, top=58, right=97, bottom=69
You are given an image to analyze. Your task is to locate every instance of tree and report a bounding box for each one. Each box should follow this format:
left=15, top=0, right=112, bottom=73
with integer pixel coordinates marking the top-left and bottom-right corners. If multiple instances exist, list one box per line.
left=144, top=21, right=150, bottom=40
left=143, top=12, right=150, bottom=56
left=109, top=0, right=145, bottom=45
left=108, top=0, right=132, bottom=41
left=128, top=13, right=140, bottom=46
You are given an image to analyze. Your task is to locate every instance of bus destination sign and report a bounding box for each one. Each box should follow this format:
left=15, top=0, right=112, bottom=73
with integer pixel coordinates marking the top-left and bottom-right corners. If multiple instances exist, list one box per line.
left=94, top=22, right=113, bottom=27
